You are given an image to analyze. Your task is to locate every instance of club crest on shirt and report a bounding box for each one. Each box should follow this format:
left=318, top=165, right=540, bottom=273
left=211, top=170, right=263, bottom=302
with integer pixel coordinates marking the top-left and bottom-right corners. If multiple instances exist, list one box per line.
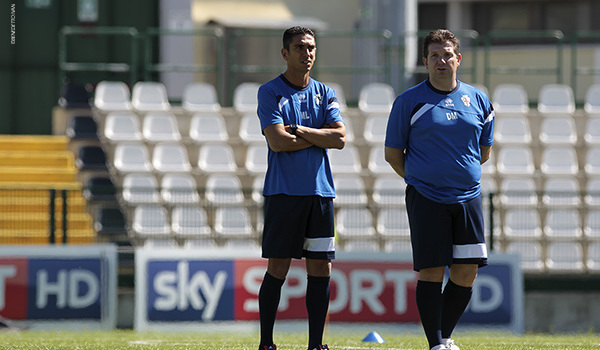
left=314, top=94, right=323, bottom=106
left=461, top=95, right=471, bottom=107
left=444, top=98, right=454, bottom=107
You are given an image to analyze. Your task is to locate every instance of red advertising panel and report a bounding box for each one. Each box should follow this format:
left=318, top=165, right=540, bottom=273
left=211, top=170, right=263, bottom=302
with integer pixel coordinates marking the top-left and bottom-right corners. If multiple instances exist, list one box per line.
left=0, top=258, right=28, bottom=319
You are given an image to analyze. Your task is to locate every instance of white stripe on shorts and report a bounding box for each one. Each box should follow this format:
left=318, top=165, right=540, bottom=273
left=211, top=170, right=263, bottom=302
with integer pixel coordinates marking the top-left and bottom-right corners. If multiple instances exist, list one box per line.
left=304, top=237, right=335, bottom=252
left=453, top=243, right=488, bottom=259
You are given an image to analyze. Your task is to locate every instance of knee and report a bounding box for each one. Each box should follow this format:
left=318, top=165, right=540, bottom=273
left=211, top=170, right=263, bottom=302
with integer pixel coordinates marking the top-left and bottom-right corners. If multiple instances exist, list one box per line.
left=267, top=259, right=291, bottom=280
left=449, top=265, right=478, bottom=287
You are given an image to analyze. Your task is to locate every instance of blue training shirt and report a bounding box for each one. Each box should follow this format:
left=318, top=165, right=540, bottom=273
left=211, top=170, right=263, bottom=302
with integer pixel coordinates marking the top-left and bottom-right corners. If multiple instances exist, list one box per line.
left=385, top=80, right=494, bottom=204
left=257, top=74, right=343, bottom=197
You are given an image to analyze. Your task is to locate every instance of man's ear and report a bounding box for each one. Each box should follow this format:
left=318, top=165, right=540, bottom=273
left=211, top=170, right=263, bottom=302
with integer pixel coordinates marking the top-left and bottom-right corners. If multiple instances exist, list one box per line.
left=422, top=56, right=428, bottom=68
left=281, top=48, right=288, bottom=60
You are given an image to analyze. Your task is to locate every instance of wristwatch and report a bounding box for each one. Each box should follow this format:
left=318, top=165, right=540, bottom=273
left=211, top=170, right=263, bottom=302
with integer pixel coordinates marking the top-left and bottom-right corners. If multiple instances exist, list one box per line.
left=290, top=123, right=298, bottom=135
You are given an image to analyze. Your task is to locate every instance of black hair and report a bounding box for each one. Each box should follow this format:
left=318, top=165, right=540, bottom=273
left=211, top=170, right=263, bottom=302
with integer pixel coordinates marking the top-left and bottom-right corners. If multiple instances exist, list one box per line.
left=422, top=29, right=460, bottom=58
left=283, top=26, right=315, bottom=50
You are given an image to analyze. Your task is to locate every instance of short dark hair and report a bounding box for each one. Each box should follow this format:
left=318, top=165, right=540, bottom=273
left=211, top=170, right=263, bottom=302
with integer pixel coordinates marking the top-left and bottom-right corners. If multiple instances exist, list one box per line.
left=422, top=29, right=460, bottom=58
left=283, top=26, right=315, bottom=50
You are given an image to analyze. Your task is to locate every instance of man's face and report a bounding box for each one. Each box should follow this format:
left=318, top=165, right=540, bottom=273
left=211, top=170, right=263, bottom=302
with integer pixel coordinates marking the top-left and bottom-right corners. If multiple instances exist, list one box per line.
left=282, top=34, right=316, bottom=73
left=423, top=41, right=461, bottom=82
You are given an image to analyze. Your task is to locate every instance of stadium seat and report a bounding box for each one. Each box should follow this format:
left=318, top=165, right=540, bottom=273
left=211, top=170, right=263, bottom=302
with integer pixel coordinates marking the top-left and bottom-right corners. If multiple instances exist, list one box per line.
left=368, top=147, right=395, bottom=175
left=585, top=147, right=600, bottom=176
left=197, top=143, right=238, bottom=173
left=503, top=208, right=542, bottom=239
left=358, top=82, right=395, bottom=114
left=480, top=176, right=497, bottom=203
left=587, top=242, right=600, bottom=271
left=342, top=240, right=380, bottom=252
left=584, top=178, right=600, bottom=207
left=142, top=112, right=181, bottom=142
left=66, top=115, right=98, bottom=140
left=583, top=210, right=600, bottom=238
left=94, top=81, right=132, bottom=112
left=336, top=208, right=376, bottom=238
left=342, top=117, right=355, bottom=143
left=59, top=82, right=91, bottom=108
left=546, top=242, right=584, bottom=271
left=540, top=146, right=579, bottom=176
left=505, top=241, right=544, bottom=272
left=233, top=82, right=260, bottom=113
left=491, top=84, right=529, bottom=114
left=94, top=207, right=128, bottom=236
left=584, top=83, right=600, bottom=116
left=113, top=143, right=152, bottom=173
left=171, top=205, right=211, bottom=237
left=132, top=204, right=171, bottom=237
left=76, top=145, right=108, bottom=170
left=131, top=81, right=171, bottom=112
left=160, top=173, right=200, bottom=204
left=372, top=175, right=406, bottom=207
left=103, top=112, right=142, bottom=142
left=214, top=207, right=253, bottom=236
left=496, top=146, right=535, bottom=176
left=245, top=144, right=268, bottom=175
left=537, top=84, right=575, bottom=115
left=541, top=177, right=580, bottom=208
left=539, top=116, right=577, bottom=146
left=328, top=145, right=362, bottom=175
left=205, top=173, right=244, bottom=205
left=544, top=209, right=582, bottom=238
left=583, top=118, right=600, bottom=145
left=83, top=176, right=117, bottom=202
left=324, top=82, right=347, bottom=112
left=182, top=82, right=221, bottom=113
left=472, top=84, right=490, bottom=97
left=333, top=175, right=368, bottom=206
left=384, top=240, right=412, bottom=253
left=251, top=176, right=264, bottom=204
left=498, top=178, right=538, bottom=207
left=480, top=150, right=496, bottom=175
left=152, top=142, right=192, bottom=173
left=377, top=208, right=410, bottom=237
left=239, top=113, right=265, bottom=144
left=189, top=112, right=229, bottom=143
left=363, top=114, right=388, bottom=144
left=494, top=115, right=532, bottom=145
left=121, top=173, right=160, bottom=205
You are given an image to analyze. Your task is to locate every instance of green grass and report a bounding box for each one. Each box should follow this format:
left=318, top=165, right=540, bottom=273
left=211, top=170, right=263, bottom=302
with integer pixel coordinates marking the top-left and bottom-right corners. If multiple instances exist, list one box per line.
left=0, top=329, right=598, bottom=350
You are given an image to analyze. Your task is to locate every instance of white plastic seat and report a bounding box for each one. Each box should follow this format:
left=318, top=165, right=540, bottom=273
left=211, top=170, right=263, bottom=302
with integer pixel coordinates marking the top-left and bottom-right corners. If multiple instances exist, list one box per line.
left=546, top=242, right=584, bottom=271
left=541, top=177, right=580, bottom=208
left=583, top=210, right=600, bottom=238
left=161, top=173, right=200, bottom=204
left=584, top=118, right=600, bottom=146
left=540, top=146, right=578, bottom=176
left=122, top=173, right=160, bottom=205
left=358, top=83, right=395, bottom=114
left=113, top=142, right=152, bottom=173
left=233, top=82, right=260, bottom=113
left=182, top=82, right=221, bottom=112
left=494, top=115, right=532, bottom=145
left=336, top=208, right=375, bottom=237
left=189, top=113, right=229, bottom=143
left=503, top=208, right=542, bottom=239
left=539, top=117, right=577, bottom=145
left=131, top=81, right=171, bottom=112
left=480, top=150, right=496, bottom=175
left=587, top=242, right=600, bottom=271
left=505, top=241, right=544, bottom=272
left=584, top=178, right=600, bottom=207
left=252, top=176, right=264, bottom=204
left=171, top=205, right=211, bottom=236
left=142, top=112, right=181, bottom=142
left=103, top=112, right=142, bottom=142
left=94, top=81, right=132, bottom=112
left=368, top=146, right=395, bottom=175
left=205, top=173, right=244, bottom=205
left=363, top=114, right=388, bottom=144
left=384, top=240, right=412, bottom=253
left=343, top=118, right=355, bottom=143
left=245, top=144, right=268, bottom=175
left=214, top=207, right=253, bottom=236
left=132, top=204, right=171, bottom=236
left=152, top=142, right=192, bottom=173
left=197, top=143, right=238, bottom=173
left=324, top=82, right=347, bottom=112
left=498, top=178, right=538, bottom=207
left=377, top=208, right=410, bottom=237
left=584, top=83, right=600, bottom=116
left=372, top=175, right=406, bottom=206
left=585, top=147, right=600, bottom=176
left=492, top=84, right=529, bottom=114
left=537, top=84, right=575, bottom=115
left=544, top=209, right=582, bottom=238
left=333, top=175, right=368, bottom=206
left=239, top=113, right=265, bottom=144
left=329, top=145, right=362, bottom=174
left=342, top=240, right=380, bottom=252
left=496, top=146, right=535, bottom=176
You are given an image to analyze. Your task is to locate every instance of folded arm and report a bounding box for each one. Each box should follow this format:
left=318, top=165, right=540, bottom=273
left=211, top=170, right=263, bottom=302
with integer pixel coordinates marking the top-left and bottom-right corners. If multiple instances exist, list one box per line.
left=264, top=121, right=346, bottom=152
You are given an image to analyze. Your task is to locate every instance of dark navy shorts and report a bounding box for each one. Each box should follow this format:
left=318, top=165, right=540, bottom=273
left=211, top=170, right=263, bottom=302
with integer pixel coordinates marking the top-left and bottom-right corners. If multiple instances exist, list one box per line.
left=262, top=194, right=335, bottom=260
left=405, top=185, right=488, bottom=271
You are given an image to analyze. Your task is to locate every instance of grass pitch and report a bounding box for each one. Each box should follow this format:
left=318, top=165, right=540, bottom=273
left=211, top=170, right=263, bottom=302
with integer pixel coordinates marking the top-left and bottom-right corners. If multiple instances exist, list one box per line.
left=0, top=329, right=598, bottom=350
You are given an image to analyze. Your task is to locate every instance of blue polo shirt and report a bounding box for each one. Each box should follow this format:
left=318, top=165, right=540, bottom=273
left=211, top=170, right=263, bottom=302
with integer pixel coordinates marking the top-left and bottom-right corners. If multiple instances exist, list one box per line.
left=385, top=80, right=494, bottom=204
left=257, top=75, right=343, bottom=197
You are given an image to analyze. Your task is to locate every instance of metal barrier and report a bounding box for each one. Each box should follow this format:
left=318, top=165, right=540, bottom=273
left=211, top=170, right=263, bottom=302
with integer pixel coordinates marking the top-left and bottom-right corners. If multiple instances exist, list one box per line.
left=570, top=30, right=600, bottom=101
